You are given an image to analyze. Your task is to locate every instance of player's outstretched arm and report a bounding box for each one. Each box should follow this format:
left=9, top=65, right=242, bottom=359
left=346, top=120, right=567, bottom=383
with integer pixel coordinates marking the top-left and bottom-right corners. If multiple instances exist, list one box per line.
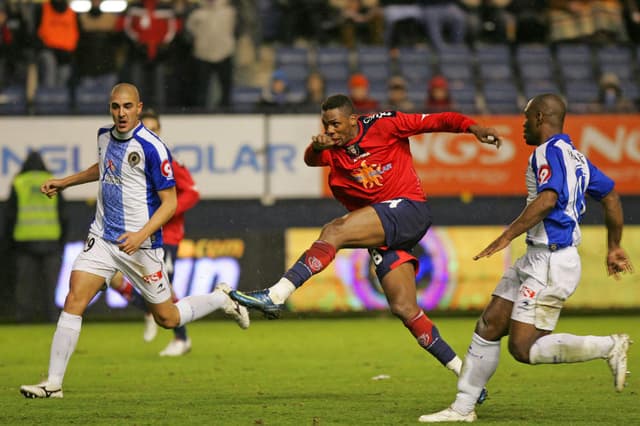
left=473, top=190, right=557, bottom=260
left=41, top=163, right=100, bottom=198
left=600, top=190, right=634, bottom=279
left=467, top=124, right=501, bottom=149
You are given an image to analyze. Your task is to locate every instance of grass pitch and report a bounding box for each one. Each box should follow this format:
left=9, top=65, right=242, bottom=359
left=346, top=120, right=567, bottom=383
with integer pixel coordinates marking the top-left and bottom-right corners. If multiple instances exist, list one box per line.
left=1, top=315, right=638, bottom=425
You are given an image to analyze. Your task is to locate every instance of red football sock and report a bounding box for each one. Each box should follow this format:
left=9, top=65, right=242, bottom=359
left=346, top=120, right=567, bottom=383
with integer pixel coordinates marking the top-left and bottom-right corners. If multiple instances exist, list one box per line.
left=404, top=310, right=435, bottom=348
left=283, top=240, right=337, bottom=287
left=115, top=281, right=134, bottom=300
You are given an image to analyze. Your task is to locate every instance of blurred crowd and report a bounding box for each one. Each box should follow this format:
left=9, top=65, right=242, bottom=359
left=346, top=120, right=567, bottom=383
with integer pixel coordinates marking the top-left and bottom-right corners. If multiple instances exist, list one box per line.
left=0, top=0, right=639, bottom=114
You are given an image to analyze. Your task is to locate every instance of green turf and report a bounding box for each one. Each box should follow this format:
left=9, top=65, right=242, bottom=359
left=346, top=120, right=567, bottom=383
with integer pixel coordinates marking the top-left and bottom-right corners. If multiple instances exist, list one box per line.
left=1, top=315, right=638, bottom=425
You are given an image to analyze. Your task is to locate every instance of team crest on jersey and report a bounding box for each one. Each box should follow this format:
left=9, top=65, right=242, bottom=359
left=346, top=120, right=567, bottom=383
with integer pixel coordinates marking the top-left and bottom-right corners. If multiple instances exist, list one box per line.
left=345, top=142, right=362, bottom=158
left=161, top=159, right=173, bottom=178
left=537, top=165, right=551, bottom=185
left=128, top=151, right=141, bottom=167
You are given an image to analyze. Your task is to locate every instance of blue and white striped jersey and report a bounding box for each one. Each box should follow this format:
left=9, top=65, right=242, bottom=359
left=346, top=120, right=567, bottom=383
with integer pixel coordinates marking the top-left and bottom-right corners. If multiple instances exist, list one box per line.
left=89, top=122, right=175, bottom=249
left=525, top=133, right=614, bottom=249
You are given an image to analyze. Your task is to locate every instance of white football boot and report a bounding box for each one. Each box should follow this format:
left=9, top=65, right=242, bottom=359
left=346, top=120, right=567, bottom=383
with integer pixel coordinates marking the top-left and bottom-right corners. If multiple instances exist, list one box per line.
left=217, top=283, right=250, bottom=329
left=419, top=407, right=477, bottom=423
left=20, top=382, right=63, bottom=399
left=143, top=312, right=158, bottom=342
left=607, top=333, right=631, bottom=392
left=159, top=338, right=192, bottom=357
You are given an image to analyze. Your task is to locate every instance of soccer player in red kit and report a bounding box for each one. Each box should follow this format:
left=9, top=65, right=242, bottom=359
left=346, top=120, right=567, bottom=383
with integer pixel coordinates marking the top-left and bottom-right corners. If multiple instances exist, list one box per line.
left=231, top=94, right=500, bottom=383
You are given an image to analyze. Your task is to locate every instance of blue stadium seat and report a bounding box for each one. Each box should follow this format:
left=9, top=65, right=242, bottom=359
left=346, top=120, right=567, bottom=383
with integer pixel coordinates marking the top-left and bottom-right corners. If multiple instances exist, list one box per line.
left=564, top=80, right=598, bottom=103
left=325, top=80, right=348, bottom=96
left=439, top=63, right=473, bottom=82
left=408, top=89, right=426, bottom=106
left=518, top=62, right=554, bottom=81
left=74, top=74, right=118, bottom=114
left=317, top=63, right=351, bottom=83
left=75, top=86, right=109, bottom=114
left=358, top=62, right=390, bottom=83
left=315, top=46, right=351, bottom=66
left=555, top=42, right=592, bottom=64
left=478, top=63, right=513, bottom=81
left=0, top=85, right=27, bottom=114
left=515, top=44, right=553, bottom=66
left=475, top=43, right=511, bottom=63
left=595, top=45, right=632, bottom=65
left=355, top=45, right=389, bottom=65
left=559, top=62, right=595, bottom=81
left=277, top=63, right=309, bottom=87
left=34, top=87, right=71, bottom=114
left=275, top=47, right=309, bottom=66
left=522, top=79, right=559, bottom=99
left=437, top=44, right=473, bottom=65
left=482, top=80, right=520, bottom=113
left=231, top=86, right=262, bottom=112
left=599, top=63, right=633, bottom=81
left=397, top=47, right=432, bottom=86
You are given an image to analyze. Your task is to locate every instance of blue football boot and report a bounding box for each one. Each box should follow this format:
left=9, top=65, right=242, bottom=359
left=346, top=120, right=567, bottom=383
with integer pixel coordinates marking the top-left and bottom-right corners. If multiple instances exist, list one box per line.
left=229, top=289, right=282, bottom=319
left=477, top=388, right=488, bottom=405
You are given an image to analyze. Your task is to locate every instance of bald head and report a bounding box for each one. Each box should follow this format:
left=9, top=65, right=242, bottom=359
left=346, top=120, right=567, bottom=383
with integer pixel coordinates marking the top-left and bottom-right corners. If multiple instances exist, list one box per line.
left=111, top=83, right=140, bottom=103
left=523, top=93, right=567, bottom=146
left=528, top=94, right=566, bottom=127
left=110, top=83, right=143, bottom=133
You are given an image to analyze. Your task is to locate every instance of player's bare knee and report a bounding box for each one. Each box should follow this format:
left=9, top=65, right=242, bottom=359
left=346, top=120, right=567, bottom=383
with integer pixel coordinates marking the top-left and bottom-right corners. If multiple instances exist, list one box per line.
left=319, top=218, right=347, bottom=245
left=154, top=314, right=178, bottom=329
left=388, top=300, right=414, bottom=320
left=508, top=339, right=532, bottom=364
left=475, top=313, right=508, bottom=341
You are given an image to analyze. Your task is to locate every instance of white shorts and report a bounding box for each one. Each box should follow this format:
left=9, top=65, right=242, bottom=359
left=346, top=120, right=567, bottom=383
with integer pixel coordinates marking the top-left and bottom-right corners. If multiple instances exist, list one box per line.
left=72, top=234, right=172, bottom=304
left=492, top=245, right=580, bottom=331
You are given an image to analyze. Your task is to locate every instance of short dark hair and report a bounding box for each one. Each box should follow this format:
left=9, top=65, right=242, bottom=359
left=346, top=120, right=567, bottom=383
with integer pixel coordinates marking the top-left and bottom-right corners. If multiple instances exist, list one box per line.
left=140, top=108, right=160, bottom=122
left=321, top=94, right=354, bottom=115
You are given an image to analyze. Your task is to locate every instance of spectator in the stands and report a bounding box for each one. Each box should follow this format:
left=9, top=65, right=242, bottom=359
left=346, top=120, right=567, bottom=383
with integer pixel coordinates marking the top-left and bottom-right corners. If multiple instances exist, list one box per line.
left=34, top=0, right=80, bottom=90
left=425, top=75, right=452, bottom=113
left=186, top=0, right=236, bottom=111
left=548, top=0, right=628, bottom=44
left=0, top=0, right=34, bottom=89
left=589, top=72, right=636, bottom=113
left=117, top=0, right=180, bottom=109
left=335, top=0, right=384, bottom=48
left=380, top=0, right=426, bottom=47
left=624, top=0, right=640, bottom=42
left=258, top=68, right=290, bottom=109
left=348, top=73, right=380, bottom=113
left=423, top=1, right=468, bottom=50
left=299, top=70, right=326, bottom=112
left=383, top=75, right=415, bottom=112
left=75, top=0, right=122, bottom=84
left=508, top=0, right=548, bottom=43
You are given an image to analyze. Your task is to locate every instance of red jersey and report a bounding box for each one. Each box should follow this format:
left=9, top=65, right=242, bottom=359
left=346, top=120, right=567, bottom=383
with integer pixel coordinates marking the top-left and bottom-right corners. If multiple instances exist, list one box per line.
left=162, top=159, right=199, bottom=245
left=304, top=111, right=476, bottom=211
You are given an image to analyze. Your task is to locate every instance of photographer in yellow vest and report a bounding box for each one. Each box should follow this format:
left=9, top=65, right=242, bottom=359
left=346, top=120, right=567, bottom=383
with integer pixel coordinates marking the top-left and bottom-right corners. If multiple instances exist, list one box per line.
left=4, top=151, right=67, bottom=322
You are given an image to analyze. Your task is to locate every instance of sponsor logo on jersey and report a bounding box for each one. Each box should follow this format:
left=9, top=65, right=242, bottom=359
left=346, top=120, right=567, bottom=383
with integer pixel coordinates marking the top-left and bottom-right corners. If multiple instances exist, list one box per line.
left=161, top=159, right=173, bottom=178
left=537, top=165, right=551, bottom=185
left=128, top=151, right=141, bottom=167
left=352, top=160, right=392, bottom=189
left=142, top=270, right=163, bottom=284
left=103, top=159, right=123, bottom=185
left=520, top=285, right=536, bottom=299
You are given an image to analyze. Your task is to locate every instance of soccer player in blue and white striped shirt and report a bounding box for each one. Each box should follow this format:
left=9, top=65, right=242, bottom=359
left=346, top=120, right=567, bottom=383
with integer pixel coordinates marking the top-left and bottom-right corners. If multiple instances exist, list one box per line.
left=20, top=83, right=249, bottom=399
left=420, top=94, right=633, bottom=423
